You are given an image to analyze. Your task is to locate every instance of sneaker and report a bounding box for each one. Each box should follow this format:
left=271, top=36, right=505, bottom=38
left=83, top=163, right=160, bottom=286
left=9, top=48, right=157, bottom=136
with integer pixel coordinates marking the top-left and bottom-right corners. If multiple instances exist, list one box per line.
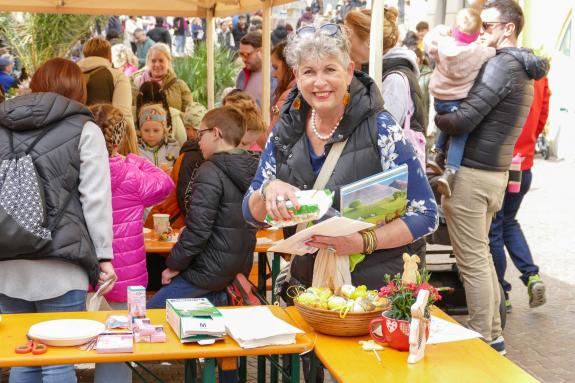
left=489, top=336, right=507, bottom=356
left=504, top=292, right=512, bottom=313
left=437, top=168, right=456, bottom=198
left=428, top=149, right=446, bottom=173
left=528, top=274, right=546, bottom=308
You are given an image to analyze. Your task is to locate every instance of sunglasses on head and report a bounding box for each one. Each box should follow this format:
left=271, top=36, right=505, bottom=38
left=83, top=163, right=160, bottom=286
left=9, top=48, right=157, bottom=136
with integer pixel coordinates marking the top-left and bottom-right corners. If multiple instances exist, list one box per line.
left=296, top=23, right=341, bottom=37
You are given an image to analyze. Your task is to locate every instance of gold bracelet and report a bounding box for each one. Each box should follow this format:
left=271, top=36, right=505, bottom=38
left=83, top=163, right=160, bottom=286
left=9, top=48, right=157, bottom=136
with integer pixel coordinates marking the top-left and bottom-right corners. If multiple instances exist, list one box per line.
left=362, top=231, right=371, bottom=254
left=365, top=230, right=378, bottom=255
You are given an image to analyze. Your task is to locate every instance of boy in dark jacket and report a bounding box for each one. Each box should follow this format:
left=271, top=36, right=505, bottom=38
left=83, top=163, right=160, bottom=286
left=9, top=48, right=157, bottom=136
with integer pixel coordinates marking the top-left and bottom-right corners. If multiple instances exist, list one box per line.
left=148, top=106, right=259, bottom=309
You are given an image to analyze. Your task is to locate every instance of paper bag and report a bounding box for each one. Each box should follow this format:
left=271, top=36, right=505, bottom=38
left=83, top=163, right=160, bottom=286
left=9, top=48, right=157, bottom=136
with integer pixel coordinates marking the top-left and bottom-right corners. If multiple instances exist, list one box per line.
left=311, top=248, right=351, bottom=290
left=86, top=276, right=116, bottom=312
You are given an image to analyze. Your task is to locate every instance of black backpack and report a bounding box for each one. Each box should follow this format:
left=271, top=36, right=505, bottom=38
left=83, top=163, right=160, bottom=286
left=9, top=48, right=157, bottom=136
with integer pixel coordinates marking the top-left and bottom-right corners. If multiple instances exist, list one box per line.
left=0, top=126, right=74, bottom=258
left=83, top=66, right=115, bottom=105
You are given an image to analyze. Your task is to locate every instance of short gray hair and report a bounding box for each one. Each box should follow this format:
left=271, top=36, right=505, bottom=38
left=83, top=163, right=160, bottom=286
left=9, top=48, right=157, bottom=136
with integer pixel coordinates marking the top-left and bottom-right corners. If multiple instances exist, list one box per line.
left=285, top=25, right=352, bottom=70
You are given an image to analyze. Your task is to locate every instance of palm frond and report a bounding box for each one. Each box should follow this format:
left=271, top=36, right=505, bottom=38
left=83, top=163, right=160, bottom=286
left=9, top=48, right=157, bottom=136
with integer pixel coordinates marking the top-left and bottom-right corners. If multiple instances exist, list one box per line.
left=173, top=43, right=241, bottom=107
left=0, top=13, right=105, bottom=73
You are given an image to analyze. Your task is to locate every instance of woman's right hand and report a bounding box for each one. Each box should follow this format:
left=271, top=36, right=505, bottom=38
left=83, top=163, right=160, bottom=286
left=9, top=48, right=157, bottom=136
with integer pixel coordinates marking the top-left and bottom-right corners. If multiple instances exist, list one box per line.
left=263, top=180, right=301, bottom=222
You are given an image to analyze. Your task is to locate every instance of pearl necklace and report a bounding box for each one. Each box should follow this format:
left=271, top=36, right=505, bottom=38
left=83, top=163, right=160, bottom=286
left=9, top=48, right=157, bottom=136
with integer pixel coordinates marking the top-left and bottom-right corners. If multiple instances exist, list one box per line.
left=311, top=109, right=343, bottom=141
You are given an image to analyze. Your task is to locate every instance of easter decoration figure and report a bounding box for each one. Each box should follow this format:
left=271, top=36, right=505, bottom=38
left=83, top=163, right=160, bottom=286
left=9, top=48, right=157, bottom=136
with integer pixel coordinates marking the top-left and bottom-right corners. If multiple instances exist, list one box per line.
left=408, top=288, right=430, bottom=364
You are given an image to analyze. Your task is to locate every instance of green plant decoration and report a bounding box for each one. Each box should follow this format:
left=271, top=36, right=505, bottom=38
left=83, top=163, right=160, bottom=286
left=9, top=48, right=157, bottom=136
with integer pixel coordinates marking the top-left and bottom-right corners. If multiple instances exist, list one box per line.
left=172, top=42, right=241, bottom=107
left=0, top=13, right=105, bottom=73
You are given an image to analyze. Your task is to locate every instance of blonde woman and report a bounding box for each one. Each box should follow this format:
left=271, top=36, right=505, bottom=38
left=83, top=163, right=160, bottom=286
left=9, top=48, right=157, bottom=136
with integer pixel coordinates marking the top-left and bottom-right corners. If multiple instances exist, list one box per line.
left=132, top=43, right=193, bottom=112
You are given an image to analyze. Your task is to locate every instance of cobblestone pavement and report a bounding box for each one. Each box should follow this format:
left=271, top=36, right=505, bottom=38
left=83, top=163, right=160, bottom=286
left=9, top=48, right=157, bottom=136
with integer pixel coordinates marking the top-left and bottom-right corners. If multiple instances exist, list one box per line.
left=496, top=157, right=575, bottom=383
left=452, top=156, right=575, bottom=383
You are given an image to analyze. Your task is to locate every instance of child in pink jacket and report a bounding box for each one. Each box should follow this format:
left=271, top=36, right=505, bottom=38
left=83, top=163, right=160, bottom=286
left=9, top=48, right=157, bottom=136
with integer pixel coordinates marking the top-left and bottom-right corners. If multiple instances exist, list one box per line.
left=424, top=7, right=496, bottom=197
left=90, top=104, right=174, bottom=303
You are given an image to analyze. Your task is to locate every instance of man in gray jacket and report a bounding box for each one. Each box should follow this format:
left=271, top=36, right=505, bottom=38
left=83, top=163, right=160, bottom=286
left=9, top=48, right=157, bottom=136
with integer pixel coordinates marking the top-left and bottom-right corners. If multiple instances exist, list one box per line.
left=134, top=28, right=155, bottom=68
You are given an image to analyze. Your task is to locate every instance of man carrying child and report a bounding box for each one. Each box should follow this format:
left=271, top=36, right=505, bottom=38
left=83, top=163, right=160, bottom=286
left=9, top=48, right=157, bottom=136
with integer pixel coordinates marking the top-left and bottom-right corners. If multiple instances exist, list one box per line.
left=434, top=0, right=549, bottom=355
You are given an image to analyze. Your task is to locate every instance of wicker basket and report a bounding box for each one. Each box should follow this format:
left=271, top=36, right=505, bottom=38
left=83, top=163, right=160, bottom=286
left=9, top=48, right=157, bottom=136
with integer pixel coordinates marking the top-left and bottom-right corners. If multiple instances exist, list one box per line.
left=294, top=299, right=386, bottom=337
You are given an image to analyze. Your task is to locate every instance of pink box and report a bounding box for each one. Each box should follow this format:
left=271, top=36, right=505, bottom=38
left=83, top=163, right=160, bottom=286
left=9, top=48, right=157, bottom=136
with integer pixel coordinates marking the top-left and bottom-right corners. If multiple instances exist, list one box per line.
left=96, top=334, right=134, bottom=353
left=151, top=325, right=167, bottom=343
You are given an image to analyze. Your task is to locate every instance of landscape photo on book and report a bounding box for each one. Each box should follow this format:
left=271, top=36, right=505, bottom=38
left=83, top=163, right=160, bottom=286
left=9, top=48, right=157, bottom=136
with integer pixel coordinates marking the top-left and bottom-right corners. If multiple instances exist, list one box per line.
left=340, top=165, right=408, bottom=227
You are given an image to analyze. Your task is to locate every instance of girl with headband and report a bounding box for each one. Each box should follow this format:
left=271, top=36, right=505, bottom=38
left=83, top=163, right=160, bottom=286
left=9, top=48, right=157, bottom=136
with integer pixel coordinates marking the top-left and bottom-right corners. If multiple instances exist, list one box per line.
left=137, top=104, right=181, bottom=169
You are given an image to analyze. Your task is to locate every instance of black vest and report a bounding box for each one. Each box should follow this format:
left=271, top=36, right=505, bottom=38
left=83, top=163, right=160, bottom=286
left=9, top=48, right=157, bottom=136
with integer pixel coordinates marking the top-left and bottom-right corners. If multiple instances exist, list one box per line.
left=382, top=57, right=427, bottom=133
left=274, top=72, right=425, bottom=290
left=0, top=93, right=101, bottom=287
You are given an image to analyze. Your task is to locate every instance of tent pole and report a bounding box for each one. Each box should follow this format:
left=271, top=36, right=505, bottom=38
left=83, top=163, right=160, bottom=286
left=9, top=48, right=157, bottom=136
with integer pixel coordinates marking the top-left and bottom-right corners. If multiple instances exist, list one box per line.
left=207, top=7, right=216, bottom=109
left=369, top=0, right=384, bottom=92
left=261, top=0, right=273, bottom=124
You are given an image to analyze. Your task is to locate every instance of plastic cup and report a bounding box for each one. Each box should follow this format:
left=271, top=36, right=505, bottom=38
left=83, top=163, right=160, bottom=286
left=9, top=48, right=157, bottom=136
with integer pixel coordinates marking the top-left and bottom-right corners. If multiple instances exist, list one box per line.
left=153, top=214, right=170, bottom=239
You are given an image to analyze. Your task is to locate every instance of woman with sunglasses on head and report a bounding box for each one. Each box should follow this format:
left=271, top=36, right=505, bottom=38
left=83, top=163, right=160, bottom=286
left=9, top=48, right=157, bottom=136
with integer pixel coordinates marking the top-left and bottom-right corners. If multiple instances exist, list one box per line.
left=243, top=24, right=438, bottom=297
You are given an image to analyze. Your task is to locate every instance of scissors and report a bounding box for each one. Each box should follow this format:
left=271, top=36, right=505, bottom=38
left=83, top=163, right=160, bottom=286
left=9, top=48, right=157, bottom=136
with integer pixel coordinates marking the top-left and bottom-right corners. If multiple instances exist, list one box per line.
left=15, top=339, right=47, bottom=355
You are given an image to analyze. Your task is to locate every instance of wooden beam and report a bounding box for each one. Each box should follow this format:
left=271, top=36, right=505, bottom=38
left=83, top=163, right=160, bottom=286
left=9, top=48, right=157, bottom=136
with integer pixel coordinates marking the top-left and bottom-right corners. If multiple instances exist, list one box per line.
left=369, top=0, right=384, bottom=91
left=206, top=7, right=216, bottom=109
left=261, top=0, right=273, bottom=124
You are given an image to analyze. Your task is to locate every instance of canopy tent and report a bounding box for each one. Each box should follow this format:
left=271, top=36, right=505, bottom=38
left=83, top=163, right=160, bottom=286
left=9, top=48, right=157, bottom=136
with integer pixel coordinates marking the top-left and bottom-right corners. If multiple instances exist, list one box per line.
left=0, top=0, right=385, bottom=121
left=0, top=0, right=294, bottom=18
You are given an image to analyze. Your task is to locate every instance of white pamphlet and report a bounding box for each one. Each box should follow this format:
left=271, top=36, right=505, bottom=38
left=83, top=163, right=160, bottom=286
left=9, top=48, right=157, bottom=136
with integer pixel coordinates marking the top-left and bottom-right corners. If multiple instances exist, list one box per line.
left=267, top=216, right=374, bottom=256
left=427, top=315, right=483, bottom=344
left=220, top=307, right=304, bottom=349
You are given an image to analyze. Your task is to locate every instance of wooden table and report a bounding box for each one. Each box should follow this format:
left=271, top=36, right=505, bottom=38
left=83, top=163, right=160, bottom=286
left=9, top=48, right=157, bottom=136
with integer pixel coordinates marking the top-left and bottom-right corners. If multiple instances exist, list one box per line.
left=0, top=306, right=310, bottom=383
left=144, top=228, right=285, bottom=383
left=286, top=307, right=537, bottom=383
left=144, top=228, right=285, bottom=300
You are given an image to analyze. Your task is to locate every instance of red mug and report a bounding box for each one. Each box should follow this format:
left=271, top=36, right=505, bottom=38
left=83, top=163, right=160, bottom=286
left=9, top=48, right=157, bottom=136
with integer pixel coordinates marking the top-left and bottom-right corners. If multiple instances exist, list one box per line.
left=369, top=312, right=428, bottom=351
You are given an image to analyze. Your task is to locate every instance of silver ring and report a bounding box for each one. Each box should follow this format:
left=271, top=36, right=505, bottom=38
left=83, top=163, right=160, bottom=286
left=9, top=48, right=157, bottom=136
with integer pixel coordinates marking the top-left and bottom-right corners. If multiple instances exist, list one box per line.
left=327, top=247, right=336, bottom=253
left=276, top=195, right=285, bottom=203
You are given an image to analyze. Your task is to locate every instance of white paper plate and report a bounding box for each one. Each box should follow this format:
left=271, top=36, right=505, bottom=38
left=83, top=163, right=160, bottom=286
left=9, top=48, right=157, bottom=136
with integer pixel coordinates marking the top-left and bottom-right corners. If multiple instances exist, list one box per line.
left=143, top=228, right=152, bottom=235
left=28, top=319, right=106, bottom=346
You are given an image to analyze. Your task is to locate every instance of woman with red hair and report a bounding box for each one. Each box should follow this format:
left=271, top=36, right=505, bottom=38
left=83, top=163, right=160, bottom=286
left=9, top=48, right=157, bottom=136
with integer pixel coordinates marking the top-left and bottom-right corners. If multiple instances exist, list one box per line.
left=0, top=58, right=116, bottom=382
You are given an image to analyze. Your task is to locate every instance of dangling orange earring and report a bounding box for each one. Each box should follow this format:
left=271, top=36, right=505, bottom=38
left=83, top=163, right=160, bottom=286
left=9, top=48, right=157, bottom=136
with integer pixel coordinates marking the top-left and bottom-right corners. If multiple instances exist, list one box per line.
left=343, top=92, right=350, bottom=106
left=293, top=96, right=301, bottom=110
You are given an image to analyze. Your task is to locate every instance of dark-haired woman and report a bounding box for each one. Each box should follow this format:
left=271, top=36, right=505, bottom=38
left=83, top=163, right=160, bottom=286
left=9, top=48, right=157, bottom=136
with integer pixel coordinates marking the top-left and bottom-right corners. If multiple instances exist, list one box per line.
left=261, top=40, right=296, bottom=148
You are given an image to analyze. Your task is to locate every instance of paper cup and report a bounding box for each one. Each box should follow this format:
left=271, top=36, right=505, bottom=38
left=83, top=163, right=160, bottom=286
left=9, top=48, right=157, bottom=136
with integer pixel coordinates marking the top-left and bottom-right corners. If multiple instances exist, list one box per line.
left=153, top=214, right=170, bottom=238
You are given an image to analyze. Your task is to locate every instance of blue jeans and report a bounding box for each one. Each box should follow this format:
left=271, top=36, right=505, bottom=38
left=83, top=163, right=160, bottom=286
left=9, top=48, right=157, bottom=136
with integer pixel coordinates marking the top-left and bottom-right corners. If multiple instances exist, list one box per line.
left=174, top=35, right=186, bottom=55
left=147, top=276, right=228, bottom=309
left=0, top=290, right=86, bottom=383
left=489, top=169, right=539, bottom=293
left=434, top=99, right=469, bottom=170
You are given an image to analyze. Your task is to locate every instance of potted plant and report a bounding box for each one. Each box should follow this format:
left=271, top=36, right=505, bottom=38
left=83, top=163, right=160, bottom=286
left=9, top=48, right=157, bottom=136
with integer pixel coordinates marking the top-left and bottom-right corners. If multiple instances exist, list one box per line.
left=369, top=269, right=441, bottom=351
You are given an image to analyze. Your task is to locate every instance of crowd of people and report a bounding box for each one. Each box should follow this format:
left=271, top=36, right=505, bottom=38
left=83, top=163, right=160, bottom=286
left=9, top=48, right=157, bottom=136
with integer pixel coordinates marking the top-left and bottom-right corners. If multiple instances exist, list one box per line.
left=0, top=0, right=552, bottom=382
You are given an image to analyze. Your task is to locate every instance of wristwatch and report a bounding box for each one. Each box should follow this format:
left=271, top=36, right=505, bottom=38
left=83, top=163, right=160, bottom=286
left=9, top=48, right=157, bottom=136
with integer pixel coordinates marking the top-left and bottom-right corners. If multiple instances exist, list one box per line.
left=260, top=178, right=274, bottom=202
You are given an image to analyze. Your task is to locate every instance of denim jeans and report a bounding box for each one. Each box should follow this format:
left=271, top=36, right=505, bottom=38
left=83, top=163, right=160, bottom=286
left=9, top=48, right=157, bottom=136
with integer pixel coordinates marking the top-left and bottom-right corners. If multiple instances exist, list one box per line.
left=147, top=276, right=228, bottom=309
left=489, top=169, right=539, bottom=293
left=0, top=290, right=86, bottom=383
left=434, top=99, right=469, bottom=170
left=174, top=35, right=186, bottom=55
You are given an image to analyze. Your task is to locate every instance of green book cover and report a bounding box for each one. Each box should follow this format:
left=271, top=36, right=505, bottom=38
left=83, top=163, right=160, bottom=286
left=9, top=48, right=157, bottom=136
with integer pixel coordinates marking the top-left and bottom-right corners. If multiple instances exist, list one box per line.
left=166, top=298, right=222, bottom=318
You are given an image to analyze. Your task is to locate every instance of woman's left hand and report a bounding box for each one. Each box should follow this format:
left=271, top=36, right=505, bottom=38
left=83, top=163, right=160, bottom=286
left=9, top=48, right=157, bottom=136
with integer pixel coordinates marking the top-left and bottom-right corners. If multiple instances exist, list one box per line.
left=305, top=233, right=364, bottom=257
